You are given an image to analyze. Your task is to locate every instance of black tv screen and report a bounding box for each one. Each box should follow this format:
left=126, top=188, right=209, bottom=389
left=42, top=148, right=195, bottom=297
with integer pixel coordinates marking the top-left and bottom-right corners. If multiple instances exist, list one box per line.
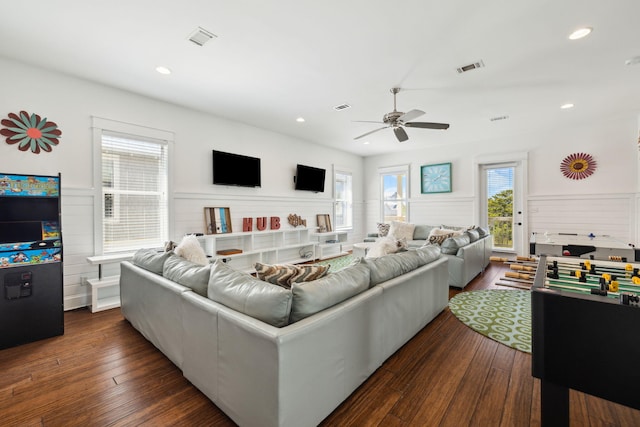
left=295, top=164, right=326, bottom=192
left=212, top=150, right=261, bottom=187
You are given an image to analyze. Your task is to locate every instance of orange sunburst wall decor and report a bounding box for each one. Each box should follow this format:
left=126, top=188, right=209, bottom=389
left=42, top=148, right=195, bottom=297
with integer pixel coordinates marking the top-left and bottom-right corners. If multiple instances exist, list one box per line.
left=560, top=152, right=596, bottom=180
left=1, top=111, right=62, bottom=154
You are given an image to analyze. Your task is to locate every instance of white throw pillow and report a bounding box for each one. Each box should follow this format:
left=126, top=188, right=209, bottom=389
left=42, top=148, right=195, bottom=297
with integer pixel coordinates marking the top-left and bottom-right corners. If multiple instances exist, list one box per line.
left=389, top=221, right=415, bottom=241
left=429, top=228, right=464, bottom=237
left=175, top=234, right=209, bottom=266
left=366, top=236, right=400, bottom=258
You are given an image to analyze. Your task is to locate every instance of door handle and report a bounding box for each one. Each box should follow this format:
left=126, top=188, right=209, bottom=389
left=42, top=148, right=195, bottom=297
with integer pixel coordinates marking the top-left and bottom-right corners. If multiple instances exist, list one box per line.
left=517, top=222, right=522, bottom=226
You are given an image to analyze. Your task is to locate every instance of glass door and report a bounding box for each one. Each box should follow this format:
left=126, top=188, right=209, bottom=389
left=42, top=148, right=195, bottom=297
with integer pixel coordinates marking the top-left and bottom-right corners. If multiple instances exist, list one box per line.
left=485, top=166, right=515, bottom=251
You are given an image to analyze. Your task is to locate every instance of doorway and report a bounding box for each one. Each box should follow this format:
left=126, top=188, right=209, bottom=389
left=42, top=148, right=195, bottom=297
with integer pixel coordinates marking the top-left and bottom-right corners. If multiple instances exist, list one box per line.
left=479, top=161, right=526, bottom=254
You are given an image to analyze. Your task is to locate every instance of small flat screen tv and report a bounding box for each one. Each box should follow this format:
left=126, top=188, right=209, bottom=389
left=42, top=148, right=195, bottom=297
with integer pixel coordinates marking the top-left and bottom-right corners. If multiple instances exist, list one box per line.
left=294, top=164, right=326, bottom=193
left=212, top=150, right=261, bottom=188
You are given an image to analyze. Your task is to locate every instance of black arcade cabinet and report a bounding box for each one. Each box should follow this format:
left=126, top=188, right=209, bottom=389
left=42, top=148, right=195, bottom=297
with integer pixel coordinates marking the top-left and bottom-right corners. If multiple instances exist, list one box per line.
left=0, top=173, right=63, bottom=350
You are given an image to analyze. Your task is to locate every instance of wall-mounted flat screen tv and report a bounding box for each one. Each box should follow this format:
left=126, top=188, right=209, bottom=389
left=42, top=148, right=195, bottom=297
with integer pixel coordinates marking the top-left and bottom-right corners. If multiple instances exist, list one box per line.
left=212, top=150, right=261, bottom=188
left=294, top=164, right=326, bottom=193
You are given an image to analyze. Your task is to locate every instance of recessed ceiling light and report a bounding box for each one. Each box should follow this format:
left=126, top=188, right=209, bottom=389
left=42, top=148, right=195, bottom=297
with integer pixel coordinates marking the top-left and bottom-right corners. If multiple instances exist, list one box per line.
left=560, top=103, right=574, bottom=109
left=296, top=117, right=305, bottom=123
left=362, top=141, right=370, bottom=145
left=569, top=27, right=592, bottom=40
left=155, top=66, right=172, bottom=75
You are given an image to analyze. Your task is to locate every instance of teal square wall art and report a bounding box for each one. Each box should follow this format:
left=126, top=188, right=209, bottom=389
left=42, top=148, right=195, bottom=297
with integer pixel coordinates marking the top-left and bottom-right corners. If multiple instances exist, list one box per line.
left=421, top=162, right=452, bottom=193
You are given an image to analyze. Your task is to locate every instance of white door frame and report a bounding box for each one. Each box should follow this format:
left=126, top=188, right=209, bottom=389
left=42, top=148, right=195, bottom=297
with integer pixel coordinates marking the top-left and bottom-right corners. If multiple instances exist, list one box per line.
left=474, top=152, right=528, bottom=255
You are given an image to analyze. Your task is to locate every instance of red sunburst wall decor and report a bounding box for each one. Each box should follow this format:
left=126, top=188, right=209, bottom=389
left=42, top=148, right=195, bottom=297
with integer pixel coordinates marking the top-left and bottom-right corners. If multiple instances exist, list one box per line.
left=0, top=111, right=62, bottom=154
left=560, top=152, right=596, bottom=180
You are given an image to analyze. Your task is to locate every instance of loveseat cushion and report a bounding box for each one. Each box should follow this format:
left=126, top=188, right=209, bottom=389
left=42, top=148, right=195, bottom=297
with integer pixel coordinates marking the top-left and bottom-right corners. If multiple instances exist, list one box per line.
left=364, top=246, right=439, bottom=287
left=440, top=234, right=472, bottom=255
left=289, top=262, right=370, bottom=323
left=163, top=254, right=211, bottom=297
left=132, top=248, right=174, bottom=275
left=208, top=260, right=292, bottom=327
left=413, top=224, right=439, bottom=240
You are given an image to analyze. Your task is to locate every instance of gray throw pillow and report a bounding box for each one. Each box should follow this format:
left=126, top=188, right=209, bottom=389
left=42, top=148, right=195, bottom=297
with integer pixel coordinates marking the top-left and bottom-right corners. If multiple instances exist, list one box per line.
left=163, top=254, right=211, bottom=297
left=466, top=229, right=480, bottom=242
left=440, top=234, right=471, bottom=255
left=208, top=260, right=292, bottom=328
left=476, top=227, right=490, bottom=237
left=289, top=263, right=370, bottom=323
left=132, top=248, right=174, bottom=275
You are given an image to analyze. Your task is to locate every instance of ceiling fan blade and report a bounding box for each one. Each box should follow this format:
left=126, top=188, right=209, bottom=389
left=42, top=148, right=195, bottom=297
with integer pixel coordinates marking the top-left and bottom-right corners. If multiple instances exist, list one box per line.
left=352, top=120, right=385, bottom=124
left=398, top=109, right=425, bottom=123
left=404, top=121, right=450, bottom=130
left=393, top=126, right=409, bottom=142
left=354, top=125, right=389, bottom=140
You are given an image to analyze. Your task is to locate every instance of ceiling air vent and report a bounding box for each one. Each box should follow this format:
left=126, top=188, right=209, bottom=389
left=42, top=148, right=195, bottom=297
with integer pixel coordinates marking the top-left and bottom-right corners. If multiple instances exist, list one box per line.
left=457, top=60, right=485, bottom=74
left=333, top=103, right=351, bottom=111
left=490, top=115, right=509, bottom=122
left=188, top=27, right=217, bottom=46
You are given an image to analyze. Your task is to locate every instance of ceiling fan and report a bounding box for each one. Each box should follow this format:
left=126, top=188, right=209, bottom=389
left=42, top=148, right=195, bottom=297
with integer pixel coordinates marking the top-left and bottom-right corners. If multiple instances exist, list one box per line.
left=354, top=87, right=449, bottom=142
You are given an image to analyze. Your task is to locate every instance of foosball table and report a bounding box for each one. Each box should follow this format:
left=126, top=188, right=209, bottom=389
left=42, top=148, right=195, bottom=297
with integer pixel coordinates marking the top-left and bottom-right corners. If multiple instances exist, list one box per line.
left=531, top=255, right=640, bottom=426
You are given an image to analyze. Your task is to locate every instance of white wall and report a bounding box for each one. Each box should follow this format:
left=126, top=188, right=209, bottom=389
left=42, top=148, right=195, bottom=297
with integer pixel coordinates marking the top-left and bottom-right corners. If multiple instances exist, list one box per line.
left=364, top=114, right=639, bottom=247
left=0, top=58, right=364, bottom=310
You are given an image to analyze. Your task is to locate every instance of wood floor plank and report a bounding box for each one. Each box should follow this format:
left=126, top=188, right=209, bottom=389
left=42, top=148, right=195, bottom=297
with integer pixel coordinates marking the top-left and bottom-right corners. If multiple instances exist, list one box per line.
left=2, top=260, right=640, bottom=426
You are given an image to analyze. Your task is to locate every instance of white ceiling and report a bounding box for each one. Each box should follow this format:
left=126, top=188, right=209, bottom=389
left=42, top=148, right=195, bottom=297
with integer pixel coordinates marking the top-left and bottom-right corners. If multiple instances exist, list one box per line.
left=1, top=0, right=639, bottom=156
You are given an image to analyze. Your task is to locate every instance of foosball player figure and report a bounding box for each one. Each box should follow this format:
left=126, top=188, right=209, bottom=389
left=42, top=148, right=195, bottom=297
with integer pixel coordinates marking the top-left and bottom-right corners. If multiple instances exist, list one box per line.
left=547, top=268, right=559, bottom=279
left=599, top=277, right=608, bottom=292
left=620, top=292, right=640, bottom=306
left=633, top=276, right=640, bottom=286
left=576, top=271, right=587, bottom=283
left=609, top=281, right=620, bottom=292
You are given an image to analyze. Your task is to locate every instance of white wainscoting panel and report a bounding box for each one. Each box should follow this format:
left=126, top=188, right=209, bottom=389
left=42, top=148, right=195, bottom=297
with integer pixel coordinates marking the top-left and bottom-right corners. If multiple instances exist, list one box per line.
left=528, top=193, right=636, bottom=244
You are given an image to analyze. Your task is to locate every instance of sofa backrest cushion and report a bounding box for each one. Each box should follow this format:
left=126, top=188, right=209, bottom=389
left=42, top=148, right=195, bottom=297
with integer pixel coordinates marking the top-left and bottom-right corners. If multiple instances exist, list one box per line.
left=208, top=260, right=292, bottom=327
left=365, top=247, right=439, bottom=287
left=289, top=262, right=370, bottom=323
left=163, top=254, right=211, bottom=297
left=465, top=228, right=480, bottom=242
left=440, top=234, right=472, bottom=255
left=413, top=224, right=439, bottom=240
left=132, top=248, right=174, bottom=275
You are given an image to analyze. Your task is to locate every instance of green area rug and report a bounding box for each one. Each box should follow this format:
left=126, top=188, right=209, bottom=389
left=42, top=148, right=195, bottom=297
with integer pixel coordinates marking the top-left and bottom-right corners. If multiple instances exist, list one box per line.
left=313, top=254, right=355, bottom=272
left=448, top=290, right=532, bottom=353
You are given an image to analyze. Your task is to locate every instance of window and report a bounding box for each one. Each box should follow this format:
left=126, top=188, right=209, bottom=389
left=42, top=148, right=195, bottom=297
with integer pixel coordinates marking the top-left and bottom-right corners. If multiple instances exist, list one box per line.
left=380, top=165, right=409, bottom=223
left=100, top=132, right=168, bottom=253
left=334, top=170, right=352, bottom=229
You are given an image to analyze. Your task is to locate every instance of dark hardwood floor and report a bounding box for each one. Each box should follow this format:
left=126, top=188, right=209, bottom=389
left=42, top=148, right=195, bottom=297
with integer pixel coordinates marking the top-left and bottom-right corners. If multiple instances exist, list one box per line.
left=2, top=260, right=639, bottom=426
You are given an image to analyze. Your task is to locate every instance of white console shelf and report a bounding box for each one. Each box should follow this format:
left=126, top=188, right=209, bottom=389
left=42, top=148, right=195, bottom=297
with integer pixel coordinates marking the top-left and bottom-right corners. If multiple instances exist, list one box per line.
left=86, top=252, right=134, bottom=313
left=310, top=231, right=349, bottom=260
left=200, top=228, right=317, bottom=272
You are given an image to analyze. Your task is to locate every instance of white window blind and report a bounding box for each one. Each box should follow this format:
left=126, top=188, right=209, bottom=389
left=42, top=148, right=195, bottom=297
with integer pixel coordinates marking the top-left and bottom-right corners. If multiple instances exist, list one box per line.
left=101, top=132, right=168, bottom=253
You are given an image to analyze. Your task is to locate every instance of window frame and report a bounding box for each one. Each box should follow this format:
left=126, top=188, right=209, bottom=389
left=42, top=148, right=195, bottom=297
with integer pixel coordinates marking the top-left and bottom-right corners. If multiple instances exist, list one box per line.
left=379, top=164, right=410, bottom=223
left=333, top=167, right=353, bottom=231
left=92, top=117, right=174, bottom=255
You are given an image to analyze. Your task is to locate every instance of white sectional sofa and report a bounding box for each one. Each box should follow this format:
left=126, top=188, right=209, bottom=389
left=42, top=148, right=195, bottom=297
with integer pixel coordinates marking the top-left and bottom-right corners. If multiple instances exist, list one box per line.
left=120, top=246, right=449, bottom=427
left=367, top=223, right=493, bottom=289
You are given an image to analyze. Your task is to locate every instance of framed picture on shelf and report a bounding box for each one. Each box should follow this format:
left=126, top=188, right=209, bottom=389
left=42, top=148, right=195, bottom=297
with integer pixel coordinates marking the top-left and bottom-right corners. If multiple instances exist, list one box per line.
left=204, top=207, right=232, bottom=234
left=421, top=162, right=452, bottom=194
left=316, top=214, right=332, bottom=232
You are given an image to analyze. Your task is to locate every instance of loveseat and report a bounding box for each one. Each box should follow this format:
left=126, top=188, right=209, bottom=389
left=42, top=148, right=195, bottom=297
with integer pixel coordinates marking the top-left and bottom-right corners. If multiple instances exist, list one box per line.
left=120, top=245, right=448, bottom=427
left=367, top=222, right=492, bottom=289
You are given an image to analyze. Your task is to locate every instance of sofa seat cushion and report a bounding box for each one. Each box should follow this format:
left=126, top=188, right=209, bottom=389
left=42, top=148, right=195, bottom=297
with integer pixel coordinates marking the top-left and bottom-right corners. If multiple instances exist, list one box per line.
left=163, top=254, right=211, bottom=297
left=441, top=234, right=472, bottom=255
left=365, top=246, right=440, bottom=287
left=289, top=262, right=370, bottom=323
left=132, top=248, right=174, bottom=275
left=208, top=260, right=292, bottom=327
